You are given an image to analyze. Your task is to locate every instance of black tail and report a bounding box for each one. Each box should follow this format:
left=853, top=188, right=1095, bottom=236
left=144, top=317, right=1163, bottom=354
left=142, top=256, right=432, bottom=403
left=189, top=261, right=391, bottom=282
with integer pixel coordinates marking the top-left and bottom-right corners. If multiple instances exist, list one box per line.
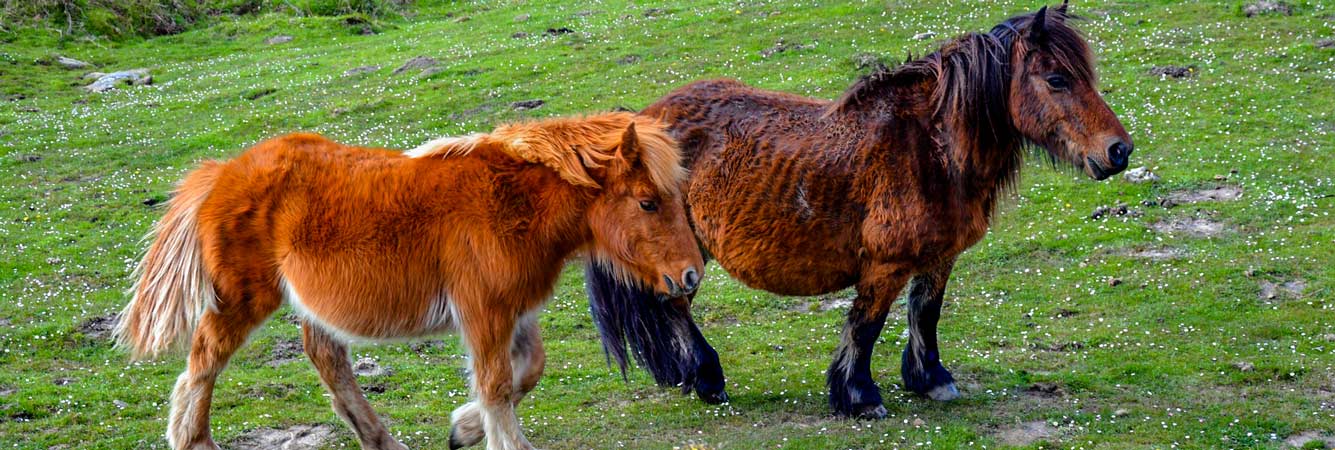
left=585, top=262, right=729, bottom=404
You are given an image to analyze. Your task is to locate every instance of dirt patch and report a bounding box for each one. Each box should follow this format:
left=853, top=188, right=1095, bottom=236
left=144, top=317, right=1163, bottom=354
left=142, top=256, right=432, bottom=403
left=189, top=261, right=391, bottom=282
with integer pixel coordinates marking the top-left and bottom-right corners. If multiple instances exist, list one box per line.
left=1149, top=217, right=1228, bottom=237
left=617, top=54, right=642, bottom=65
left=997, top=420, right=1057, bottom=447
left=1285, top=431, right=1335, bottom=448
left=231, top=424, right=336, bottom=450
left=1025, top=382, right=1066, bottom=398
left=1259, top=279, right=1306, bottom=300
left=76, top=314, right=116, bottom=340
left=545, top=27, right=574, bottom=36
left=1165, top=186, right=1242, bottom=204
left=267, top=338, right=305, bottom=367
left=1149, top=65, right=1195, bottom=79
left=1243, top=1, right=1292, bottom=17
left=511, top=99, right=545, bottom=110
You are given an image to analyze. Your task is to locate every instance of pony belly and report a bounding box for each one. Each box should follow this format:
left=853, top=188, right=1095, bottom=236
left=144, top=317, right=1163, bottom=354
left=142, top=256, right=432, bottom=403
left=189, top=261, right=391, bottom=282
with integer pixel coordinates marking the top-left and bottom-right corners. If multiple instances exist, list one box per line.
left=280, top=278, right=456, bottom=341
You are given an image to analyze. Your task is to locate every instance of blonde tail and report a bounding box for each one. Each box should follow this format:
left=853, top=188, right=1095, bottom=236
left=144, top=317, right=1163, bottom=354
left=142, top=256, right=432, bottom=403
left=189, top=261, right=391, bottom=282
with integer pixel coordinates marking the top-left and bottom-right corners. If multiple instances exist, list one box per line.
left=114, top=162, right=223, bottom=360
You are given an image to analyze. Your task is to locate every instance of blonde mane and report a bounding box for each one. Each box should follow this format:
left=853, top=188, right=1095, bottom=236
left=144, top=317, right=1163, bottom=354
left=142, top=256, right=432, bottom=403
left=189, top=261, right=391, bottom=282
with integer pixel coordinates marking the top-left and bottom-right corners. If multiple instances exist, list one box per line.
left=408, top=112, right=685, bottom=195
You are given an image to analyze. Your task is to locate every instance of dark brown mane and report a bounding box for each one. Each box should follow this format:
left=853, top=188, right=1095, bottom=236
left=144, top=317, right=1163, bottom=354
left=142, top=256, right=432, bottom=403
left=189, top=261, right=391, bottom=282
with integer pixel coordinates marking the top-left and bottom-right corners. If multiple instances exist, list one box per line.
left=827, top=9, right=1095, bottom=190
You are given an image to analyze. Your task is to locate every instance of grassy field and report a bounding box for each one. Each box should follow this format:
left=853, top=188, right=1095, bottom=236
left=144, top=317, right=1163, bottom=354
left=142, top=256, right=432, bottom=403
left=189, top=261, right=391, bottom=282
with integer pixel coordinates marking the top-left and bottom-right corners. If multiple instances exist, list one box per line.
left=2, top=0, right=1333, bottom=448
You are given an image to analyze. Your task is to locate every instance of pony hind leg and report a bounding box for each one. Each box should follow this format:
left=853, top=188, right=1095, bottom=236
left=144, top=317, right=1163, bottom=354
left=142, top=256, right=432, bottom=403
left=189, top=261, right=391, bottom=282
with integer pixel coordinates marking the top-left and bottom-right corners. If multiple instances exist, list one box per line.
left=169, top=295, right=279, bottom=449
left=900, top=260, right=960, bottom=401
left=302, top=322, right=407, bottom=450
left=450, top=314, right=546, bottom=449
left=827, top=267, right=909, bottom=419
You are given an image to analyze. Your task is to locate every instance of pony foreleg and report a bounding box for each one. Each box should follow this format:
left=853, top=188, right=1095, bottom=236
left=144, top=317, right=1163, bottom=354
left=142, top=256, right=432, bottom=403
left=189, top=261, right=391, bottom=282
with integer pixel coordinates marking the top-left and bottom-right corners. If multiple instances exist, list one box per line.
left=455, top=310, right=532, bottom=450
left=451, top=314, right=545, bottom=449
left=901, top=260, right=960, bottom=401
left=827, top=268, right=909, bottom=419
left=302, top=322, right=407, bottom=450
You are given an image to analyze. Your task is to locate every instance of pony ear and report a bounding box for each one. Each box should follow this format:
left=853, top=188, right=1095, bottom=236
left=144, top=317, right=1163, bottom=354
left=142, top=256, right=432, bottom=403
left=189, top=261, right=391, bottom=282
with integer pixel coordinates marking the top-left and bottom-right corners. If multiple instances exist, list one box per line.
left=1056, top=0, right=1070, bottom=16
left=615, top=122, right=640, bottom=166
left=1029, top=6, right=1050, bottom=43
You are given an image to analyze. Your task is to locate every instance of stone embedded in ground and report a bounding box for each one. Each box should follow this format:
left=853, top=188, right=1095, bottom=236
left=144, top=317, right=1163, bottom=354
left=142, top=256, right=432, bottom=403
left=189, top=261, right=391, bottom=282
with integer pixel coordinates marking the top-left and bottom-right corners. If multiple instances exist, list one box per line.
left=57, top=56, right=92, bottom=70
left=53, top=377, right=76, bottom=386
left=1319, top=39, right=1335, bottom=49
left=514, top=13, right=530, bottom=22
left=343, top=65, right=381, bottom=77
left=1025, top=382, right=1065, bottom=397
left=392, top=56, right=438, bottom=75
left=77, top=314, right=116, bottom=340
left=760, top=39, right=814, bottom=58
left=83, top=69, right=151, bottom=93
left=1123, top=166, right=1160, bottom=183
left=1113, top=408, right=1130, bottom=417
left=1233, top=361, right=1255, bottom=372
left=512, top=99, right=545, bottom=110
left=113, top=399, right=129, bottom=409
left=1149, top=217, right=1227, bottom=237
left=545, top=27, right=574, bottom=36
left=265, top=35, right=295, bottom=45
left=1243, top=1, right=1292, bottom=17
left=352, top=357, right=390, bottom=377
left=618, top=54, right=643, bottom=65
left=1166, top=186, right=1242, bottom=204
left=512, top=31, right=530, bottom=39
left=998, top=421, right=1057, bottom=447
left=912, top=31, right=937, bottom=40
left=1149, top=65, right=1195, bottom=79
left=1259, top=279, right=1306, bottom=300
left=231, top=424, right=336, bottom=450
left=644, top=8, right=668, bottom=17
left=17, top=154, right=41, bottom=162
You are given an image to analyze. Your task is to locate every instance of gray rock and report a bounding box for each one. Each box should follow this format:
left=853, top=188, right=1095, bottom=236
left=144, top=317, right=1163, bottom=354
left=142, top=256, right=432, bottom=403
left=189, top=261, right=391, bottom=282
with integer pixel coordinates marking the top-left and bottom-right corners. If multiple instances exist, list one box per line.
left=352, top=357, right=390, bottom=377
left=343, top=65, right=381, bottom=77
left=231, top=424, right=336, bottom=450
left=1122, top=166, right=1160, bottom=183
left=57, top=56, right=92, bottom=70
left=912, top=31, right=938, bottom=41
left=83, top=69, right=151, bottom=93
left=265, top=35, right=295, bottom=45
left=393, top=56, right=438, bottom=75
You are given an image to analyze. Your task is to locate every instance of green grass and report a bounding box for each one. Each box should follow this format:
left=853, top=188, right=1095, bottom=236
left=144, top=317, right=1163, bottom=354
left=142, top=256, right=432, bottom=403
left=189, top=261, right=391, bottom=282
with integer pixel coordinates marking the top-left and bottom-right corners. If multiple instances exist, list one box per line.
left=2, top=0, right=1333, bottom=448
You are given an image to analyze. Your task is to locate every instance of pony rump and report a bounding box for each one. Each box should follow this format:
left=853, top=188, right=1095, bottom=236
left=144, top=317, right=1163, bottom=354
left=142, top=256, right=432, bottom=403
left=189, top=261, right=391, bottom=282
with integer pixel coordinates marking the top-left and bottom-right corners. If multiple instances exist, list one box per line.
left=114, top=162, right=222, bottom=360
left=411, top=112, right=685, bottom=195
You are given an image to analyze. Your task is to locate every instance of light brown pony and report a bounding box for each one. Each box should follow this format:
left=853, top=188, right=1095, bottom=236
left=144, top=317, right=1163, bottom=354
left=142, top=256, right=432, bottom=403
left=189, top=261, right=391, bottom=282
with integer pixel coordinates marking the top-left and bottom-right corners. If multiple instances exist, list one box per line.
left=587, top=3, right=1134, bottom=418
left=114, top=112, right=704, bottom=450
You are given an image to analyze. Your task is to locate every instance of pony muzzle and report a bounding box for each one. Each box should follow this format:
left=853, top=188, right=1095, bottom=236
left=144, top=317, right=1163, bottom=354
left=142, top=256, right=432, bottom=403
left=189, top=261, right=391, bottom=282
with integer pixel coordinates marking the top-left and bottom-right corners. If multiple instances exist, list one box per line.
left=659, top=267, right=701, bottom=300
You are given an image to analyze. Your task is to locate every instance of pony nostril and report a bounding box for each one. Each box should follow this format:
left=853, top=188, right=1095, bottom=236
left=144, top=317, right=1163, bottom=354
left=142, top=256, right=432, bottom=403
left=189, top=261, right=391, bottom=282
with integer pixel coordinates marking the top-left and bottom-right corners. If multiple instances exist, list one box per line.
left=663, top=274, right=678, bottom=294
left=1108, top=142, right=1131, bottom=168
left=682, top=267, right=700, bottom=293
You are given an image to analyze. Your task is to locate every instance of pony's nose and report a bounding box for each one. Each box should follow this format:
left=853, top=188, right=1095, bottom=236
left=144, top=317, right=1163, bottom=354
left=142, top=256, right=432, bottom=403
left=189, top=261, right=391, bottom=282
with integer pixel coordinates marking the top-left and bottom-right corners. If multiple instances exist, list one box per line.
left=1107, top=141, right=1132, bottom=170
left=681, top=267, right=700, bottom=294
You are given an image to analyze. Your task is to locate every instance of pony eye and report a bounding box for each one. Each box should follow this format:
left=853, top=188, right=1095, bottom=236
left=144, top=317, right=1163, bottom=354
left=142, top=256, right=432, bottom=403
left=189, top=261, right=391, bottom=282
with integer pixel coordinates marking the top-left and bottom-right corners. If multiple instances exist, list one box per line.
left=639, top=200, right=659, bottom=212
left=1046, top=74, right=1071, bottom=90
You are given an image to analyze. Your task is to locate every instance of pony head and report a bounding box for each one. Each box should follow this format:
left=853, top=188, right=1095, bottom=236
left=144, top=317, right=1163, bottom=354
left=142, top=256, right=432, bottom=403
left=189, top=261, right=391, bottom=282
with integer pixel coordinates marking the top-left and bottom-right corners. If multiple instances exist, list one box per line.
left=1002, top=2, right=1133, bottom=180
left=585, top=117, right=704, bottom=300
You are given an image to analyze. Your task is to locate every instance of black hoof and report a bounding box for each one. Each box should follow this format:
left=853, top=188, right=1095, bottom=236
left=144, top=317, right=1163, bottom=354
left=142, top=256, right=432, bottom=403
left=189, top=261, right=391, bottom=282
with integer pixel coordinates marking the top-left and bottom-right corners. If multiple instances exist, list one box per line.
left=855, top=403, right=888, bottom=420
left=447, top=427, right=467, bottom=450
left=901, top=348, right=959, bottom=401
left=828, top=371, right=884, bottom=418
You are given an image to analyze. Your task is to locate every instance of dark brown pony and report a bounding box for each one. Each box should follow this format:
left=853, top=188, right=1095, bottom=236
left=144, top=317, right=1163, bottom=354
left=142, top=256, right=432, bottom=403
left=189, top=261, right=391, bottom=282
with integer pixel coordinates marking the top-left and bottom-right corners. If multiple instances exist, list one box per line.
left=114, top=112, right=703, bottom=450
left=587, top=4, right=1132, bottom=417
